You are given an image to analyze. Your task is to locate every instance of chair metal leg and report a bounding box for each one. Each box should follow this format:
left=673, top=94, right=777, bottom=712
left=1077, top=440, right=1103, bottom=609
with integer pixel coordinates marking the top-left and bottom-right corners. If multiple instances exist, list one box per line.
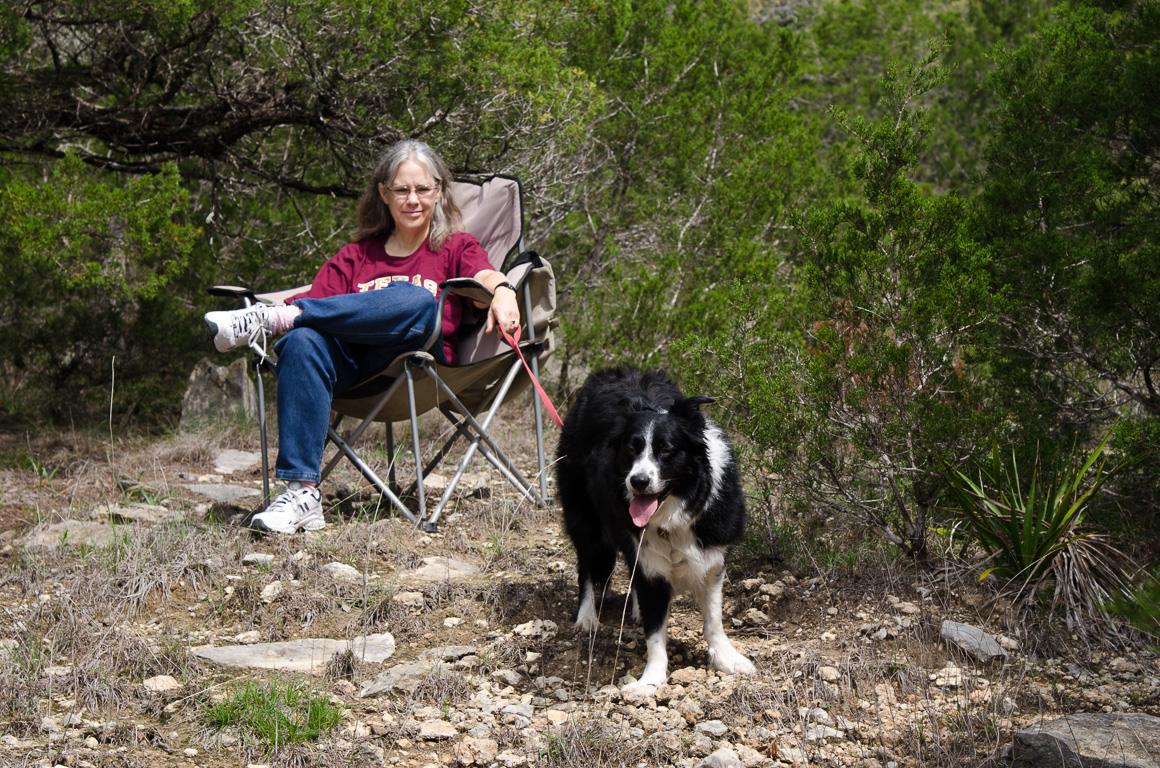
left=386, top=426, right=397, bottom=493
left=325, top=423, right=418, bottom=524
left=520, top=277, right=552, bottom=504
left=425, top=359, right=546, bottom=528
left=255, top=356, right=271, bottom=507
left=404, top=359, right=427, bottom=521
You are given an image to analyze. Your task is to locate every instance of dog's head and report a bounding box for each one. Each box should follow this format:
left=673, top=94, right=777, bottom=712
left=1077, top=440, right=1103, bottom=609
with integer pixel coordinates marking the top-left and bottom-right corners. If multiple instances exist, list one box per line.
left=616, top=395, right=714, bottom=527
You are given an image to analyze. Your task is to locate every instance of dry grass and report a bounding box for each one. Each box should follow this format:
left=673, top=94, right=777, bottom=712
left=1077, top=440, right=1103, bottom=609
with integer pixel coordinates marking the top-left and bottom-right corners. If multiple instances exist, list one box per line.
left=1, top=415, right=1157, bottom=768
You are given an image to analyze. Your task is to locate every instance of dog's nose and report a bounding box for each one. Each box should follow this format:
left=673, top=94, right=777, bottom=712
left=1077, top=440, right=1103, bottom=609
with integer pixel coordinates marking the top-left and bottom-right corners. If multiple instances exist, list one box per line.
left=630, top=474, right=651, bottom=491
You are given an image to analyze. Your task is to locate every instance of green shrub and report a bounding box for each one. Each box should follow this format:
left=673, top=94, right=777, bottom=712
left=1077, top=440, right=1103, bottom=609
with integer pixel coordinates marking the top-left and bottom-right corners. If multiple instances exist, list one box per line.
left=942, top=434, right=1136, bottom=637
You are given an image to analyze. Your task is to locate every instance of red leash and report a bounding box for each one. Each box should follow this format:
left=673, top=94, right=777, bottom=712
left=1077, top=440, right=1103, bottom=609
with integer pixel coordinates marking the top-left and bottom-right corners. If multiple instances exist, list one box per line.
left=500, top=325, right=563, bottom=428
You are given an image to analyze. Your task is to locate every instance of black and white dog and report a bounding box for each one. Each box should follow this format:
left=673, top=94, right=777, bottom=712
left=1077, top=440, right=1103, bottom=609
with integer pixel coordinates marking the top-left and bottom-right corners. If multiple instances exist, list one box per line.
left=555, top=367, right=756, bottom=695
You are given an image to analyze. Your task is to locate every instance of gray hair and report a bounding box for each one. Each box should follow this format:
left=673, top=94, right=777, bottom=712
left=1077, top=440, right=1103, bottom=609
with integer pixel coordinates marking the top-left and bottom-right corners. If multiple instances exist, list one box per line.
left=353, top=139, right=462, bottom=249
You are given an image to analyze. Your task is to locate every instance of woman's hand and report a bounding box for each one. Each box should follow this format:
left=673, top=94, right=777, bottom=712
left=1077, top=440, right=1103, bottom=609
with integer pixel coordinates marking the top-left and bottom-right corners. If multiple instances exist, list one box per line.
left=485, top=285, right=521, bottom=336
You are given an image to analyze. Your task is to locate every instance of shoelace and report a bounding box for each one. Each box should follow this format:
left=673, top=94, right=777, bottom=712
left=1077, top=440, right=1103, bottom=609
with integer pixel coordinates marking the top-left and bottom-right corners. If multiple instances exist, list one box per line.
left=237, top=306, right=273, bottom=363
left=269, top=487, right=317, bottom=515
left=233, top=308, right=267, bottom=341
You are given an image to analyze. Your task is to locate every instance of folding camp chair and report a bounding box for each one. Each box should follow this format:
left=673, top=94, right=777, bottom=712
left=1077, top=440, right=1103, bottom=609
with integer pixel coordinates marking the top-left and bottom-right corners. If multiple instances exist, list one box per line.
left=209, top=175, right=556, bottom=531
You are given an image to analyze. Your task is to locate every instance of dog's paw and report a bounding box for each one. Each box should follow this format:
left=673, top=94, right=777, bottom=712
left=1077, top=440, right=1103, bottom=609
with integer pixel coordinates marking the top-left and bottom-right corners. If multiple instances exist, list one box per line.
left=620, top=678, right=660, bottom=697
left=574, top=612, right=599, bottom=635
left=708, top=645, right=757, bottom=677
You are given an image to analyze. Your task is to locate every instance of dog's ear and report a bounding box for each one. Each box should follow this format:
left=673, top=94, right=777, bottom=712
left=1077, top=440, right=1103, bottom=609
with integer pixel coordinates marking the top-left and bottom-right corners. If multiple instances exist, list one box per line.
left=672, top=395, right=715, bottom=418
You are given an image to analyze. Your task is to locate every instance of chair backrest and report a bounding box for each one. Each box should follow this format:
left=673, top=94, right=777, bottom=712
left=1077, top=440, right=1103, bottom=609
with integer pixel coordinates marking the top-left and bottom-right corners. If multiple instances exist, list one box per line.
left=257, top=175, right=524, bottom=306
left=453, top=175, right=523, bottom=269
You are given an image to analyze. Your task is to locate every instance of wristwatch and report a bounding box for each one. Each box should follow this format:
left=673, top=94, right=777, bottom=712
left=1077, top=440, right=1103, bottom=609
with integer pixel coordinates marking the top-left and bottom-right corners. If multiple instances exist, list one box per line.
left=495, top=281, right=518, bottom=294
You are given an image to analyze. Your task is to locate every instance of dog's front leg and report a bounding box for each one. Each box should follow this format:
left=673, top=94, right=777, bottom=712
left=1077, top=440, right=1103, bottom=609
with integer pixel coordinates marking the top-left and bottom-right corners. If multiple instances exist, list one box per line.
left=621, top=575, right=671, bottom=696
left=697, top=565, right=756, bottom=677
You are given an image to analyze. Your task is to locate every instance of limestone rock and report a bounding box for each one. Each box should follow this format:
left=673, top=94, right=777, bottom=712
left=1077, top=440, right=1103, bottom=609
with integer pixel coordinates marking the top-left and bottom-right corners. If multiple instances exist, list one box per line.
left=699, top=748, right=744, bottom=768
left=403, top=556, right=480, bottom=584
left=213, top=449, right=261, bottom=475
left=941, top=620, right=1007, bottom=662
left=322, top=562, right=363, bottom=582
left=23, top=520, right=115, bottom=550
left=180, top=357, right=257, bottom=430
left=1006, top=712, right=1160, bottom=768
left=143, top=675, right=183, bottom=692
left=420, top=720, right=457, bottom=740
left=360, top=661, right=454, bottom=697
left=90, top=503, right=179, bottom=525
left=181, top=483, right=262, bottom=504
left=193, top=633, right=395, bottom=674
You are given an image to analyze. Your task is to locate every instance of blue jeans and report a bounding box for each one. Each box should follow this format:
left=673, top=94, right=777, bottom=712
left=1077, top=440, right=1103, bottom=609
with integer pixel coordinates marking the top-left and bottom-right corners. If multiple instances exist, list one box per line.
left=272, top=282, right=442, bottom=483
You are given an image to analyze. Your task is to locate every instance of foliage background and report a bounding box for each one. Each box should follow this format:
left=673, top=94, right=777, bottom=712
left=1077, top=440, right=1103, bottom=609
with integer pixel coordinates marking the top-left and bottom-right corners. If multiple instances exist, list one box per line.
left=2, top=0, right=1158, bottom=570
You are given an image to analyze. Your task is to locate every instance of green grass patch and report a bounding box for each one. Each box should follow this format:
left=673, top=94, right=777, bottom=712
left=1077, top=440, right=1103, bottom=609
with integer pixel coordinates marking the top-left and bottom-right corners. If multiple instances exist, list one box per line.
left=202, top=678, right=343, bottom=750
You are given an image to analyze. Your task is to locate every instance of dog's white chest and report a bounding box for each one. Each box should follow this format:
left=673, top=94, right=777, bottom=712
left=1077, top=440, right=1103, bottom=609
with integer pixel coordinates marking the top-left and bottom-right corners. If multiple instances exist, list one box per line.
left=638, top=504, right=723, bottom=594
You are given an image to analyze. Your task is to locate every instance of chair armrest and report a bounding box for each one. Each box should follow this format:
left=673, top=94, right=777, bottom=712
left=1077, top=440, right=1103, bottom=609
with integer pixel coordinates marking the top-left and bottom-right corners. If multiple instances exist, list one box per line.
left=442, top=277, right=494, bottom=305
left=208, top=285, right=258, bottom=302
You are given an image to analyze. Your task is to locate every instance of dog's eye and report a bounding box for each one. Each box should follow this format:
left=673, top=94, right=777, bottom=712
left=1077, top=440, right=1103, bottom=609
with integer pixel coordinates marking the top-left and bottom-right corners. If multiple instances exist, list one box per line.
left=658, top=447, right=673, bottom=458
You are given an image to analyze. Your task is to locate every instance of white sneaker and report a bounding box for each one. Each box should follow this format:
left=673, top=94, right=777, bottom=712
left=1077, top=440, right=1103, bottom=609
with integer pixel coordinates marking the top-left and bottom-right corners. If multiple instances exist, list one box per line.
left=205, top=304, right=272, bottom=353
left=250, top=484, right=325, bottom=534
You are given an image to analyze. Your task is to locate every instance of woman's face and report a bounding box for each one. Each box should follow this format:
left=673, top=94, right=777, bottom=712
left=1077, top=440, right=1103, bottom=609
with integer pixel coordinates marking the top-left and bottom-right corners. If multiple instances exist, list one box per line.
left=379, top=159, right=440, bottom=241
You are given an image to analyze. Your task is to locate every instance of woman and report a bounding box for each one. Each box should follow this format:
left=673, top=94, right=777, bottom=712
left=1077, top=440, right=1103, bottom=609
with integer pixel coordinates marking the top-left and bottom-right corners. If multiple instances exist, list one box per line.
left=204, top=140, right=521, bottom=533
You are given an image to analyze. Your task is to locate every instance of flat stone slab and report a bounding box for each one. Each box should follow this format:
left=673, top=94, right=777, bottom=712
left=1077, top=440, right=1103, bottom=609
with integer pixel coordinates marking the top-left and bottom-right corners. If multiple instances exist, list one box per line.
left=360, top=661, right=458, bottom=698
left=89, top=504, right=183, bottom=525
left=1008, top=712, right=1160, bottom=767
left=193, top=633, right=395, bottom=674
left=941, top=619, right=1007, bottom=662
left=214, top=449, right=261, bottom=475
left=180, top=483, right=261, bottom=503
left=402, top=556, right=480, bottom=584
left=23, top=520, right=117, bottom=550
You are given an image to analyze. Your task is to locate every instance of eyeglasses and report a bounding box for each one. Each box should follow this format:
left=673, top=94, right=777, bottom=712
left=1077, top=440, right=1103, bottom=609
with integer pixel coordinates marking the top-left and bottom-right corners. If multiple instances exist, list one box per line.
left=380, top=183, right=439, bottom=201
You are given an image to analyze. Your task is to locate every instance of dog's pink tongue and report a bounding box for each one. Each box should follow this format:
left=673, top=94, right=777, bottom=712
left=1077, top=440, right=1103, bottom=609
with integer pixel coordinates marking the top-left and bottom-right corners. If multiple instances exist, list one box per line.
left=629, top=495, right=660, bottom=527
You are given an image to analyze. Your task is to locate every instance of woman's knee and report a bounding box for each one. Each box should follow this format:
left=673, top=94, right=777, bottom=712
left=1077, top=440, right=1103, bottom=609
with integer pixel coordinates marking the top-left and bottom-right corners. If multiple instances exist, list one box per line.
left=275, top=328, right=336, bottom=378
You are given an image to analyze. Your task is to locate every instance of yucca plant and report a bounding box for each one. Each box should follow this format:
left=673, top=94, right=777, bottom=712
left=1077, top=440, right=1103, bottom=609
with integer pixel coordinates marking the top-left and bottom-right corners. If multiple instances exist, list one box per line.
left=943, top=435, right=1136, bottom=636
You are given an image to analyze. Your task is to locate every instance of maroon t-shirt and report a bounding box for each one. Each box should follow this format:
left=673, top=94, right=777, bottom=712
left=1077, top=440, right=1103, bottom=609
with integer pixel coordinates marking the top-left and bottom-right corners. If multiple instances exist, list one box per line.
left=287, top=231, right=492, bottom=364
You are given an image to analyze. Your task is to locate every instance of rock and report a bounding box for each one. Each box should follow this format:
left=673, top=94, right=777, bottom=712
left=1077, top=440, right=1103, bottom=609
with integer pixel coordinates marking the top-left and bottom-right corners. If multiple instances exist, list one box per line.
left=806, top=707, right=835, bottom=727
left=804, top=725, right=845, bottom=742
left=259, top=581, right=283, bottom=603
left=695, top=720, right=729, bottom=737
left=403, top=556, right=480, bottom=584
left=90, top=504, right=179, bottom=525
left=213, top=449, right=261, bottom=475
left=670, top=667, right=707, bottom=685
left=394, top=591, right=425, bottom=608
left=513, top=619, right=558, bottom=640
left=180, top=483, right=262, bottom=503
left=1006, top=712, right=1160, bottom=767
left=419, top=720, right=457, bottom=740
left=492, top=669, right=523, bottom=686
left=322, top=562, right=363, bottom=582
left=23, top=520, right=116, bottom=550
left=193, top=633, right=395, bottom=673
left=940, top=620, right=1007, bottom=662
left=455, top=736, right=499, bottom=765
left=360, top=661, right=453, bottom=697
left=143, top=675, right=183, bottom=692
left=420, top=645, right=478, bottom=662
left=242, top=553, right=275, bottom=566
left=180, top=357, right=257, bottom=430
left=818, top=665, right=841, bottom=683
left=735, top=744, right=765, bottom=767
left=234, top=630, right=262, bottom=644
left=699, top=747, right=744, bottom=768
left=743, top=608, right=770, bottom=626
left=931, top=664, right=966, bottom=688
